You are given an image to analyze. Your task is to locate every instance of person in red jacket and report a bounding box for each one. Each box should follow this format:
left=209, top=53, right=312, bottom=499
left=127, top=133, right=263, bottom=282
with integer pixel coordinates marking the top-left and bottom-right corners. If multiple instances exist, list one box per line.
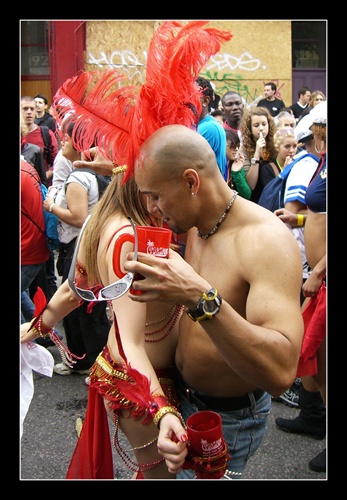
left=20, top=157, right=49, bottom=322
left=21, top=96, right=60, bottom=301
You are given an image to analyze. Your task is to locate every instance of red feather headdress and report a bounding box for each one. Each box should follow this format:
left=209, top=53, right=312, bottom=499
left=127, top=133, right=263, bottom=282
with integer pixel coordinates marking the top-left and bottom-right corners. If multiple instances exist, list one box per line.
left=53, top=20, right=232, bottom=182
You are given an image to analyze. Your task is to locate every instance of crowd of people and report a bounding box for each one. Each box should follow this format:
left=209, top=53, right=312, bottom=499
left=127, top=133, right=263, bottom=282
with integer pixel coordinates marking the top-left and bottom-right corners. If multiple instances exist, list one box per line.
left=20, top=57, right=327, bottom=480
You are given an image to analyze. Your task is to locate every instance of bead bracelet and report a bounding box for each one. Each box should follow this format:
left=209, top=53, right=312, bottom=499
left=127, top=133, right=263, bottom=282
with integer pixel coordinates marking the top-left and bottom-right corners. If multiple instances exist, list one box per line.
left=29, top=315, right=54, bottom=339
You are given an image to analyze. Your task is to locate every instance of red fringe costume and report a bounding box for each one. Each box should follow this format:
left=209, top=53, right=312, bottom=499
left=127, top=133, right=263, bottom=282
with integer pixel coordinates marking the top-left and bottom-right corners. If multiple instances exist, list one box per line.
left=297, top=282, right=326, bottom=377
left=66, top=343, right=179, bottom=479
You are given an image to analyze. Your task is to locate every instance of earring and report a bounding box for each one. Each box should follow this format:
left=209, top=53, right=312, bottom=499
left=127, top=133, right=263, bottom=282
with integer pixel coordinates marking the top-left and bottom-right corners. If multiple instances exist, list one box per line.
left=192, top=192, right=196, bottom=197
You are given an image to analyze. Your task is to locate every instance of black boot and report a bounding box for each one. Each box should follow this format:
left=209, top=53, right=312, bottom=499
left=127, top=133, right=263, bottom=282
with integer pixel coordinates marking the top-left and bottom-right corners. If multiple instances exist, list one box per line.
left=275, top=386, right=326, bottom=439
left=309, top=448, right=326, bottom=472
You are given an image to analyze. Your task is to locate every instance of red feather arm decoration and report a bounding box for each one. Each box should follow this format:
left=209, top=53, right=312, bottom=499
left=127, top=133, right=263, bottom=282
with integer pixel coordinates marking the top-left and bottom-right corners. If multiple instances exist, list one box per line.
left=27, top=286, right=47, bottom=331
left=52, top=21, right=232, bottom=182
left=27, top=286, right=86, bottom=367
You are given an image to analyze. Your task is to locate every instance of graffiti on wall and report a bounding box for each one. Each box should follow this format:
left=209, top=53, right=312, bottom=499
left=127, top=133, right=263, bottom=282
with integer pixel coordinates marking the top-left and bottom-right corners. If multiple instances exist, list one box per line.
left=87, top=49, right=286, bottom=108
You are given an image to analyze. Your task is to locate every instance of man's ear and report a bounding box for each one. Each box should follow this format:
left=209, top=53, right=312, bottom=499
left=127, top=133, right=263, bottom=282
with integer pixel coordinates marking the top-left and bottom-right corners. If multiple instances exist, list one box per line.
left=183, top=168, right=200, bottom=194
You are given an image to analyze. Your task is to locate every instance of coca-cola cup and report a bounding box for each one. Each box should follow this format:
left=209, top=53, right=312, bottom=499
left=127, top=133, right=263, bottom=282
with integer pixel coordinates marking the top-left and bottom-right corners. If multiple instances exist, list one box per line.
left=186, top=411, right=227, bottom=479
left=113, top=225, right=172, bottom=295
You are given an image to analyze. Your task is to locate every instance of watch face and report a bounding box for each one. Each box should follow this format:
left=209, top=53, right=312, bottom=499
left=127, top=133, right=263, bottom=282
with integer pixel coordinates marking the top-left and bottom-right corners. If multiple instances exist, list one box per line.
left=203, top=299, right=217, bottom=313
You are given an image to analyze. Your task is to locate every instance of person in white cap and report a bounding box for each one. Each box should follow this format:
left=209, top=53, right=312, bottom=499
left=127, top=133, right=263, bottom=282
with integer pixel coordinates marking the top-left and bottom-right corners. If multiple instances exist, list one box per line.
left=274, top=100, right=327, bottom=473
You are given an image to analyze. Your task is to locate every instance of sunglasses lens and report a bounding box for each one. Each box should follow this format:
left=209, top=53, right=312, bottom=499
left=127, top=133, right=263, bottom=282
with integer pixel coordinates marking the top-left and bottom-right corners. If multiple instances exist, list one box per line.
left=99, top=273, right=133, bottom=300
left=75, top=288, right=96, bottom=301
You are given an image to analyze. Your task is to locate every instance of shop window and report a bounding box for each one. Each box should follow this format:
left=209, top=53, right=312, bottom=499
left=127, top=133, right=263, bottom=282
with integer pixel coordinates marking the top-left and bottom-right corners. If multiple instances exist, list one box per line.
left=292, top=21, right=326, bottom=69
left=21, top=21, right=49, bottom=78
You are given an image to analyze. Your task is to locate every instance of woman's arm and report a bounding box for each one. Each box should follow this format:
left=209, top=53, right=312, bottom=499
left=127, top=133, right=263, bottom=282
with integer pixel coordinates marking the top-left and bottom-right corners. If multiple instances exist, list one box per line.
left=44, top=182, right=89, bottom=227
left=230, top=156, right=252, bottom=199
left=20, top=279, right=80, bottom=343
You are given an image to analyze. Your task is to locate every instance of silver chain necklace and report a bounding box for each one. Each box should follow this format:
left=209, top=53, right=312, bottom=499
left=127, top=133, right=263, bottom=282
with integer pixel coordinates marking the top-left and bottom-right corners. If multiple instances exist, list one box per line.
left=197, top=191, right=238, bottom=239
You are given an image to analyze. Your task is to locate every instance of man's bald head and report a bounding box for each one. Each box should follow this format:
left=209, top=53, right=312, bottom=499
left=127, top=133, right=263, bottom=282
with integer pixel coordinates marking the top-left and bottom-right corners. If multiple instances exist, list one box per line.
left=136, top=125, right=218, bottom=179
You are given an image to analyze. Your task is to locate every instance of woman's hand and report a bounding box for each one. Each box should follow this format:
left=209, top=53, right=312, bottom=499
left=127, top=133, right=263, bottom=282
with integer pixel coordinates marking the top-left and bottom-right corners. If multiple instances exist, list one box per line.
left=43, top=194, right=55, bottom=212
left=20, top=322, right=39, bottom=343
left=255, top=131, right=266, bottom=155
left=231, top=151, right=245, bottom=172
left=157, top=413, right=188, bottom=475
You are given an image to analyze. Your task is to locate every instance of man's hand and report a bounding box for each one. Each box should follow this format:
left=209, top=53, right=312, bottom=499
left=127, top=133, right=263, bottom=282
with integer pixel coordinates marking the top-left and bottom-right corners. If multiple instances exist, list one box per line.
left=73, top=147, right=114, bottom=176
left=124, top=249, right=211, bottom=308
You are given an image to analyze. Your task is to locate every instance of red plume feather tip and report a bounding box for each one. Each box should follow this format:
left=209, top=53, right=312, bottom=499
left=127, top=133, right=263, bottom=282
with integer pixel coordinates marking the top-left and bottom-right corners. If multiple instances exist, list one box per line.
left=27, top=286, right=48, bottom=332
left=52, top=21, right=233, bottom=182
left=32, top=286, right=47, bottom=317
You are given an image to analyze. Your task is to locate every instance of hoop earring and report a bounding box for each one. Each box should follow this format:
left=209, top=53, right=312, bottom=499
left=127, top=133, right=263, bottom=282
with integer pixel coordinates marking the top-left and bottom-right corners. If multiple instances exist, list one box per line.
left=314, top=138, right=323, bottom=154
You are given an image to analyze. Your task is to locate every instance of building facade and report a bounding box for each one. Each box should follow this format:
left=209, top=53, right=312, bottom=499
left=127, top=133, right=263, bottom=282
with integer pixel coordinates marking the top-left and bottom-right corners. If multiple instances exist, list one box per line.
left=20, top=20, right=327, bottom=110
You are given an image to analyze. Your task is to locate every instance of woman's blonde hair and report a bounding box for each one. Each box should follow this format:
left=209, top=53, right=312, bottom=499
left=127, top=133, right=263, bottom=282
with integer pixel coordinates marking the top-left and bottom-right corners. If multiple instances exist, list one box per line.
left=273, top=127, right=296, bottom=150
left=309, top=90, right=326, bottom=107
left=82, top=172, right=160, bottom=284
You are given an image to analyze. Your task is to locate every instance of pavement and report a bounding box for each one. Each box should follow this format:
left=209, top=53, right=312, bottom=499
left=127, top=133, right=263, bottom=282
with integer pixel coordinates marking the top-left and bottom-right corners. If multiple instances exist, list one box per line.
left=20, top=321, right=327, bottom=482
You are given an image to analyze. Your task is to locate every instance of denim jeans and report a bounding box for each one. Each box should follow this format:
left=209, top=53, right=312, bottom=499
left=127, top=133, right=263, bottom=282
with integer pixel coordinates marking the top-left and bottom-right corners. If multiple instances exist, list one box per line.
left=177, top=386, right=271, bottom=479
left=21, top=263, right=46, bottom=293
left=21, top=290, right=35, bottom=324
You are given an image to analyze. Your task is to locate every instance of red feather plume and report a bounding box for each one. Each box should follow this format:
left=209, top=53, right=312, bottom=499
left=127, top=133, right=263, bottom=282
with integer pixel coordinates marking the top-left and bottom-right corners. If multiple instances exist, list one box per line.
left=32, top=286, right=47, bottom=318
left=28, top=286, right=48, bottom=331
left=52, top=20, right=232, bottom=182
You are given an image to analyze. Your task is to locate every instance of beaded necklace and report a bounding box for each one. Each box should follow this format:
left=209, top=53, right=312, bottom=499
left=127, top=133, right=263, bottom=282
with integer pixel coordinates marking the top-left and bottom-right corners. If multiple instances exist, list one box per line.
left=145, top=305, right=176, bottom=326
left=144, top=304, right=183, bottom=343
left=113, top=415, right=164, bottom=473
left=197, top=191, right=238, bottom=239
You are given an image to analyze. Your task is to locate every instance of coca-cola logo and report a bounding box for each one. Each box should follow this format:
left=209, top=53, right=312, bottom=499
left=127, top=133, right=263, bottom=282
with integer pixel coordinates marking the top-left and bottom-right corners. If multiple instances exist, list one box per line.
left=200, top=437, right=223, bottom=455
left=146, top=239, right=169, bottom=257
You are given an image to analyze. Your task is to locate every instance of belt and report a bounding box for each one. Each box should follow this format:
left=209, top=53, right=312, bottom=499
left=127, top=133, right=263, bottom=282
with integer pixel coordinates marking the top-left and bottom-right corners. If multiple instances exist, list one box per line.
left=178, top=375, right=264, bottom=411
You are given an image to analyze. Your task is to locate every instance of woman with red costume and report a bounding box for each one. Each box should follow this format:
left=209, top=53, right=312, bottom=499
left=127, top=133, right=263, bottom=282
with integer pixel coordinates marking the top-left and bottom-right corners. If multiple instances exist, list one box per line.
left=21, top=168, right=186, bottom=479
left=20, top=20, right=233, bottom=479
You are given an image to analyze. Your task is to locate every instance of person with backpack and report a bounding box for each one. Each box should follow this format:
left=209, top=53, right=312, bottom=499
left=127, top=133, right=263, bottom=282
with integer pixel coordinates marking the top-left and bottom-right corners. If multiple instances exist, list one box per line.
left=21, top=96, right=60, bottom=303
left=259, top=127, right=298, bottom=195
left=262, top=123, right=320, bottom=408
left=273, top=101, right=327, bottom=473
left=43, top=121, right=111, bottom=377
left=21, top=96, right=59, bottom=185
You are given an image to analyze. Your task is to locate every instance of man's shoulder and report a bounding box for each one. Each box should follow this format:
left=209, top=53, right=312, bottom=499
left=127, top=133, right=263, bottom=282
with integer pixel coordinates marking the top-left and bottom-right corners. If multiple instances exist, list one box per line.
left=37, top=113, right=56, bottom=130
left=21, top=158, right=40, bottom=179
left=23, top=142, right=41, bottom=153
left=198, top=115, right=225, bottom=138
left=289, top=102, right=299, bottom=111
left=257, top=99, right=267, bottom=106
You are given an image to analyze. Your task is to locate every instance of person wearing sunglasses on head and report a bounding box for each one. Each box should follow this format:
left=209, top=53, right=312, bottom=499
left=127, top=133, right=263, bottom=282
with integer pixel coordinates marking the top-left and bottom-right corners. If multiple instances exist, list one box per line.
left=20, top=166, right=185, bottom=479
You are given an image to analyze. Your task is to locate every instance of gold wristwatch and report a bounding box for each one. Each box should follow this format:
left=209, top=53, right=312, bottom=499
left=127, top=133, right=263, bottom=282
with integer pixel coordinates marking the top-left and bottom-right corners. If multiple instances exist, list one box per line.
left=187, top=288, right=222, bottom=322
